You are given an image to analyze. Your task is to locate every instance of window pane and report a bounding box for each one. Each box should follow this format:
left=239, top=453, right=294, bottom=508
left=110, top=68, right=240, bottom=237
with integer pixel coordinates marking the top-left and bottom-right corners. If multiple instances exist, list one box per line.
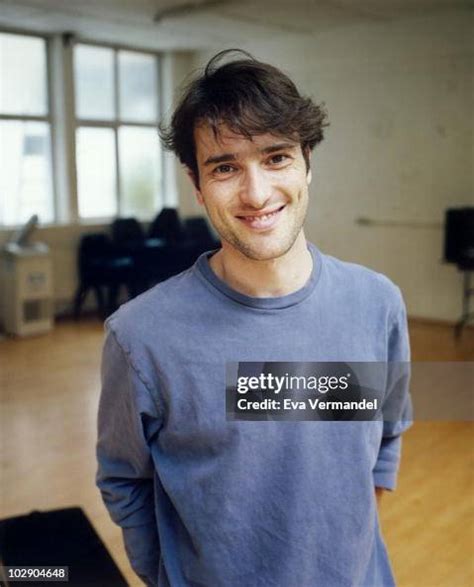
left=0, top=121, right=54, bottom=225
left=119, top=126, right=161, bottom=218
left=0, top=33, right=47, bottom=116
left=74, top=45, right=114, bottom=120
left=119, top=51, right=158, bottom=122
left=76, top=127, right=117, bottom=218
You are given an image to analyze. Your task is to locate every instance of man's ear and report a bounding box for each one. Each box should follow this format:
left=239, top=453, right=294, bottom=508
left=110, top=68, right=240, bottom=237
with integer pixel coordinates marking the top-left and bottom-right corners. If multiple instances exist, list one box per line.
left=186, top=168, right=204, bottom=205
left=303, top=146, right=312, bottom=186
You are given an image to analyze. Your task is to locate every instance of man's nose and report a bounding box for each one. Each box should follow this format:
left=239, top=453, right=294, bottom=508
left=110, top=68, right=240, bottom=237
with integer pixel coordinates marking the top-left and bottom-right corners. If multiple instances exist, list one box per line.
left=238, top=166, right=271, bottom=209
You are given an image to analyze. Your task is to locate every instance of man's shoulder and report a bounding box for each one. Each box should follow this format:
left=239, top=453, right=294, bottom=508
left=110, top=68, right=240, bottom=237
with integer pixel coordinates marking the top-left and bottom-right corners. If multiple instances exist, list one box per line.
left=319, top=250, right=404, bottom=311
left=105, top=265, right=198, bottom=340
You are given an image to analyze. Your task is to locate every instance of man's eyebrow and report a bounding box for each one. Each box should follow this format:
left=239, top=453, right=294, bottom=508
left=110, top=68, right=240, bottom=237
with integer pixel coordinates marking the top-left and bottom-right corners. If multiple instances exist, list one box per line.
left=203, top=153, right=237, bottom=166
left=259, top=142, right=298, bottom=154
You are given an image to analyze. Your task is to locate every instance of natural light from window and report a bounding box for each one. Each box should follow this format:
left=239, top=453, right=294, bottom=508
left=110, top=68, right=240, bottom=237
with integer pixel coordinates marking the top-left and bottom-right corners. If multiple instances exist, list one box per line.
left=0, top=33, right=54, bottom=226
left=74, top=43, right=162, bottom=220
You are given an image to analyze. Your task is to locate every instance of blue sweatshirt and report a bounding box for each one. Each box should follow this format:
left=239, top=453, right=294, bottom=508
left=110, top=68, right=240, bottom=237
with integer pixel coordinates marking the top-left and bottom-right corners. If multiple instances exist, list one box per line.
left=96, top=243, right=412, bottom=586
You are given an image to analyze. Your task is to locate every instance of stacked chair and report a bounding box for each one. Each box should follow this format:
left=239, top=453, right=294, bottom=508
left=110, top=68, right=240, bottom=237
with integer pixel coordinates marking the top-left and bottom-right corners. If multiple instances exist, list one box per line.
left=73, top=233, right=135, bottom=320
left=74, top=209, right=219, bottom=319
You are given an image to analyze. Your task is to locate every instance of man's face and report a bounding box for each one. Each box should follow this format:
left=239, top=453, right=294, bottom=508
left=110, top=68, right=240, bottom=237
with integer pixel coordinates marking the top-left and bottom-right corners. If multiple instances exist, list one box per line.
left=192, top=124, right=312, bottom=262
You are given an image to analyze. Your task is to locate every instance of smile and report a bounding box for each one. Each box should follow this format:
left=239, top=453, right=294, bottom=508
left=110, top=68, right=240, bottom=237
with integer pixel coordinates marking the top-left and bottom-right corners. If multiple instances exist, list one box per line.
left=236, top=206, right=286, bottom=231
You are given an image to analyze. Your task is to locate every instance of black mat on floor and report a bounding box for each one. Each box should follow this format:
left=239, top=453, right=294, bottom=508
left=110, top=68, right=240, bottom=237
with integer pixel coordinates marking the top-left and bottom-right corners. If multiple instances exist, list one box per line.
left=0, top=507, right=128, bottom=586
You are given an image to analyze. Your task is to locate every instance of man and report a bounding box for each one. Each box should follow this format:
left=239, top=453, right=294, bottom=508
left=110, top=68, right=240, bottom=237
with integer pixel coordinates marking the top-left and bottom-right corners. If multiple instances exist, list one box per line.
left=97, top=49, right=411, bottom=586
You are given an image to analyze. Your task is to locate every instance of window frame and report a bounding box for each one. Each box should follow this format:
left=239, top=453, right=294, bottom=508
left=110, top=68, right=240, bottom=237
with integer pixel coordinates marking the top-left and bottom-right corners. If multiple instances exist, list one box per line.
left=0, top=29, right=168, bottom=228
left=0, top=28, right=57, bottom=228
left=73, top=39, right=164, bottom=222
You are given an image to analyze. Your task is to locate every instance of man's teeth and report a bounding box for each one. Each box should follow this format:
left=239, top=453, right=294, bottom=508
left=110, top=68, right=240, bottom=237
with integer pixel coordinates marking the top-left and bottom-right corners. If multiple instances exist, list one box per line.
left=245, top=210, right=279, bottom=221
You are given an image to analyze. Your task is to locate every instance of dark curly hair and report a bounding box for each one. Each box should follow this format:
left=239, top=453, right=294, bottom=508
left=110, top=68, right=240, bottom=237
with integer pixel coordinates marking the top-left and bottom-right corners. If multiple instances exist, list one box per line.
left=160, top=49, right=329, bottom=187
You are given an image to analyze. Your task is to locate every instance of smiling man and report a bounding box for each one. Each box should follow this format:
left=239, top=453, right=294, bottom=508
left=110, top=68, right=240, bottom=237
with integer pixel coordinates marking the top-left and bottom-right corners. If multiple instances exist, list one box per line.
left=194, top=126, right=313, bottom=297
left=97, top=50, right=412, bottom=587
left=195, top=129, right=309, bottom=258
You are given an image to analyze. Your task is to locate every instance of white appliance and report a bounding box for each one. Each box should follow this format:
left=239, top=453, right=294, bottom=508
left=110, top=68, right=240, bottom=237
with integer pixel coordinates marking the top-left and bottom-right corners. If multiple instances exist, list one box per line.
left=2, top=242, right=54, bottom=336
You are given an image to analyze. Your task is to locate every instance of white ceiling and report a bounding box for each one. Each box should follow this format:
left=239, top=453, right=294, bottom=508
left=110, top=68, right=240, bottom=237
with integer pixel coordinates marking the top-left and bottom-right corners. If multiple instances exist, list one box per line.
left=0, top=0, right=472, bottom=50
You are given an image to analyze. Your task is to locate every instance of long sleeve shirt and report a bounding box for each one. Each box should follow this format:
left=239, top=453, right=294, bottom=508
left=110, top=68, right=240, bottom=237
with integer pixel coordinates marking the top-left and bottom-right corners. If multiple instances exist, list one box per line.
left=97, top=243, right=412, bottom=586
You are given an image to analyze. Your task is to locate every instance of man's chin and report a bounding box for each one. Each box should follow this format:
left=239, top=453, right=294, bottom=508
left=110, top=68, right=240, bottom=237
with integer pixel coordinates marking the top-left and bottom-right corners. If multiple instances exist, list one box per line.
left=231, top=239, right=297, bottom=262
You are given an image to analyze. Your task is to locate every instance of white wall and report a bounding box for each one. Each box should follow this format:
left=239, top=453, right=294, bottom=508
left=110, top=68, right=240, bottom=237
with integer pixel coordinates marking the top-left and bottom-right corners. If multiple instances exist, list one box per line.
left=194, top=10, right=473, bottom=322
left=161, top=52, right=199, bottom=216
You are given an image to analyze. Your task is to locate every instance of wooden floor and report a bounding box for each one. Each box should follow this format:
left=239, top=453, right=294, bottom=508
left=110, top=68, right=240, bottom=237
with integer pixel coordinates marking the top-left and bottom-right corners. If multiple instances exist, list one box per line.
left=0, top=318, right=472, bottom=586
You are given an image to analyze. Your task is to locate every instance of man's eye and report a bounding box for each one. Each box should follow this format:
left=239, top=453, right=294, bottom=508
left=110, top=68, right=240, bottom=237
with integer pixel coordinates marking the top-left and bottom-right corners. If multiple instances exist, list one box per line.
left=214, top=164, right=235, bottom=174
left=268, top=154, right=289, bottom=165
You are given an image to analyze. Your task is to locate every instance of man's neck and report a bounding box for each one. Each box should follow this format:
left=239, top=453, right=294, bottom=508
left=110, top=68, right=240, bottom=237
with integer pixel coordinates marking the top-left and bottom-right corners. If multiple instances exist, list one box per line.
left=209, top=232, right=313, bottom=298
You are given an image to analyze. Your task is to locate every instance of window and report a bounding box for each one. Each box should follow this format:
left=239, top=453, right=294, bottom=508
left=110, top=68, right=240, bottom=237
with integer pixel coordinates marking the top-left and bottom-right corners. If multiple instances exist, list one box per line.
left=73, top=43, right=162, bottom=220
left=0, top=32, right=54, bottom=226
left=0, top=35, right=167, bottom=227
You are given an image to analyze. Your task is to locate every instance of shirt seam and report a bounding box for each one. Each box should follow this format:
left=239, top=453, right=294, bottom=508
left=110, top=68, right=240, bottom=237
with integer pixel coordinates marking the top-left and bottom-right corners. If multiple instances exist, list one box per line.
left=108, top=322, right=166, bottom=420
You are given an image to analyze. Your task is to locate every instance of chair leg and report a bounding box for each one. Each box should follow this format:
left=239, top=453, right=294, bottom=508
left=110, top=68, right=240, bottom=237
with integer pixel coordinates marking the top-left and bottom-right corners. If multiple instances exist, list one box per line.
left=93, top=286, right=107, bottom=320
left=73, top=285, right=88, bottom=320
left=455, top=271, right=473, bottom=340
left=107, top=285, right=120, bottom=317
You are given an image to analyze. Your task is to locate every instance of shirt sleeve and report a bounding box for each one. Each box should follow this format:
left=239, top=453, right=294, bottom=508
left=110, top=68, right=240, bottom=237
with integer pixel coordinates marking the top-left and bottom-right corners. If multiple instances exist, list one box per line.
left=96, top=324, right=161, bottom=586
left=373, top=287, right=413, bottom=491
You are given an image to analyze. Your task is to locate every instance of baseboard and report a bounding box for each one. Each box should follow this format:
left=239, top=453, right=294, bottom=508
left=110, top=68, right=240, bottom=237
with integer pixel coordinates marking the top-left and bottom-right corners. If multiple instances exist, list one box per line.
left=408, top=316, right=474, bottom=329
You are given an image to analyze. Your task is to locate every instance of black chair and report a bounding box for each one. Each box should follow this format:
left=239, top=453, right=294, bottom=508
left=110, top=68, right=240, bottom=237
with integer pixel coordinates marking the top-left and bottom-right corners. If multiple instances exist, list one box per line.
left=148, top=207, right=186, bottom=244
left=184, top=216, right=220, bottom=251
left=111, top=217, right=146, bottom=253
left=142, top=210, right=195, bottom=286
left=444, top=208, right=474, bottom=338
left=73, top=233, right=135, bottom=319
left=156, top=216, right=218, bottom=275
left=110, top=216, right=173, bottom=290
left=110, top=217, right=153, bottom=294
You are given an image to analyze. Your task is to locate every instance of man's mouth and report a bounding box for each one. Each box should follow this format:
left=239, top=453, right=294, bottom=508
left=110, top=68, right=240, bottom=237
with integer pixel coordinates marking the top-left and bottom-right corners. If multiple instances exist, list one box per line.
left=236, top=205, right=286, bottom=230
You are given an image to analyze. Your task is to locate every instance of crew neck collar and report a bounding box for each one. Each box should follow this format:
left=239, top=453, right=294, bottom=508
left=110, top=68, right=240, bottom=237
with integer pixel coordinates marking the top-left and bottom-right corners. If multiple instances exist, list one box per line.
left=194, top=242, right=322, bottom=310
